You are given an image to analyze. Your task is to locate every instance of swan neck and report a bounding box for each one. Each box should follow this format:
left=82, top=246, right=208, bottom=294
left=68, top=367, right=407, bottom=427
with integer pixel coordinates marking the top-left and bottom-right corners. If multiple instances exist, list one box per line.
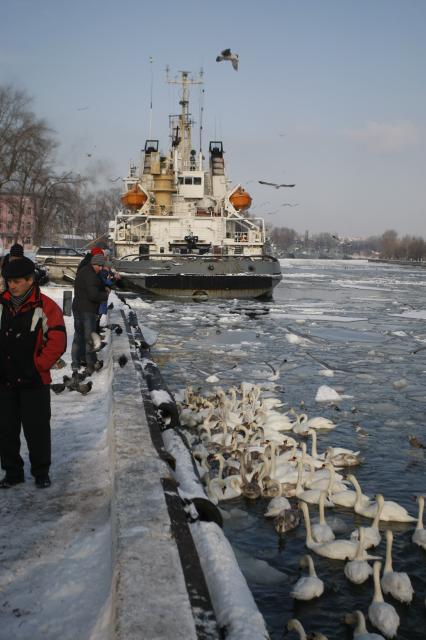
left=355, top=528, right=365, bottom=560
left=301, top=502, right=314, bottom=545
left=319, top=491, right=326, bottom=525
left=310, top=430, right=318, bottom=458
left=372, top=496, right=383, bottom=527
left=384, top=531, right=393, bottom=573
left=354, top=611, right=367, bottom=634
left=417, top=496, right=425, bottom=530
left=306, top=554, right=316, bottom=577
left=373, top=562, right=384, bottom=602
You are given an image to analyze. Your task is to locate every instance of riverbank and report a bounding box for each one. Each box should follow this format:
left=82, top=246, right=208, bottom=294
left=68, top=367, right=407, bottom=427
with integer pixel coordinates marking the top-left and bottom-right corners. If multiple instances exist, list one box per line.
left=0, top=286, right=269, bottom=640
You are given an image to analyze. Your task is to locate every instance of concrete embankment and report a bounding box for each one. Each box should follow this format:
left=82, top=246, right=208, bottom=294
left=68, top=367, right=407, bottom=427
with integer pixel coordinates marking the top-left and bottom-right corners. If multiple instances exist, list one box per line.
left=0, top=292, right=269, bottom=640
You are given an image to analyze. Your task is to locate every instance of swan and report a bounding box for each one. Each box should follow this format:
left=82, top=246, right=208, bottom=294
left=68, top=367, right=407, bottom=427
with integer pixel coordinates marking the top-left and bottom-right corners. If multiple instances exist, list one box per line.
left=381, top=530, right=414, bottom=603
left=344, top=610, right=385, bottom=639
left=264, top=496, right=291, bottom=517
left=291, top=411, right=311, bottom=436
left=296, top=461, right=335, bottom=506
left=344, top=528, right=373, bottom=584
left=351, top=495, right=384, bottom=549
left=332, top=475, right=370, bottom=509
left=287, top=619, right=307, bottom=639
left=308, top=463, right=349, bottom=493
left=412, top=495, right=426, bottom=550
left=290, top=554, right=324, bottom=600
left=368, top=561, right=400, bottom=639
left=305, top=416, right=336, bottom=431
left=312, top=491, right=335, bottom=543
left=348, top=476, right=416, bottom=522
left=274, top=508, right=300, bottom=534
left=300, top=501, right=379, bottom=561
left=325, top=447, right=362, bottom=467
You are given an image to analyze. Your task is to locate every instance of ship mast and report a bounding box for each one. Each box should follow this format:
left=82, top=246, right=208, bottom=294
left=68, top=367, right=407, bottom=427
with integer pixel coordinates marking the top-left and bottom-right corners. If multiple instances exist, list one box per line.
left=166, top=68, right=203, bottom=168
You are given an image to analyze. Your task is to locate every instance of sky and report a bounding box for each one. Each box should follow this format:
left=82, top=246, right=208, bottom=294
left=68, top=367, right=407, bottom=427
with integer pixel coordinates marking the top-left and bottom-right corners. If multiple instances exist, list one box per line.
left=1, top=0, right=426, bottom=238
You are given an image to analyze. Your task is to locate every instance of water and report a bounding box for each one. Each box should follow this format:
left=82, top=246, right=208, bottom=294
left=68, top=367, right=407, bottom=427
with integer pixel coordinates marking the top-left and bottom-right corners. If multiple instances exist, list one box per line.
left=134, top=258, right=426, bottom=639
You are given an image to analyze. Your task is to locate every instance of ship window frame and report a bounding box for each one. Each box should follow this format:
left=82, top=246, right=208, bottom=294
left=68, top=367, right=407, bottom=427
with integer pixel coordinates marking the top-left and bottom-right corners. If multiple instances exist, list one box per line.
left=193, top=177, right=202, bottom=185
left=178, top=177, right=184, bottom=185
left=184, top=177, right=193, bottom=185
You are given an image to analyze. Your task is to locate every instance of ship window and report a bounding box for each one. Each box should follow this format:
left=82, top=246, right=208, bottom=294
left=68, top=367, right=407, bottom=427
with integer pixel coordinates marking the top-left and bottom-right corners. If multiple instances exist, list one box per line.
left=160, top=247, right=164, bottom=253
left=193, top=177, right=202, bottom=185
left=184, top=177, right=192, bottom=185
left=178, top=177, right=184, bottom=184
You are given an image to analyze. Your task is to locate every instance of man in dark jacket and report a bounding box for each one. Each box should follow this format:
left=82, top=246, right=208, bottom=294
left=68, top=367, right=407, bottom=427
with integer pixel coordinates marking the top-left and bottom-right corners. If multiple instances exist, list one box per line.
left=0, top=257, right=67, bottom=489
left=71, top=253, right=109, bottom=375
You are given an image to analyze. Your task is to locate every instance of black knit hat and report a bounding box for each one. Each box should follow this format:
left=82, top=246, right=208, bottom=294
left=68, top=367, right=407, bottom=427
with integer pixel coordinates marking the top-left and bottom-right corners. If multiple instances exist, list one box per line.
left=10, top=243, right=24, bottom=257
left=4, top=257, right=35, bottom=279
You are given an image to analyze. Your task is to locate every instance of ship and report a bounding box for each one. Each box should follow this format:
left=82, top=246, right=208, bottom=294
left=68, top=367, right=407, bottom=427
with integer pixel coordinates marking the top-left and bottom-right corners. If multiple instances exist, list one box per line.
left=109, top=70, right=282, bottom=301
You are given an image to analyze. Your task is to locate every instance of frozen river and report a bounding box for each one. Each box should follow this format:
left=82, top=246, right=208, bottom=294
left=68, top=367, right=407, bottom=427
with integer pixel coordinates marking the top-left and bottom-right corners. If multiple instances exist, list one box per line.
left=133, top=258, right=426, bottom=639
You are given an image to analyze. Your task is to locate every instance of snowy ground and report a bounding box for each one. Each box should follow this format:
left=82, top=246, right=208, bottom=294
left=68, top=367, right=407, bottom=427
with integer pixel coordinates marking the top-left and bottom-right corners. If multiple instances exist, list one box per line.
left=0, top=286, right=113, bottom=640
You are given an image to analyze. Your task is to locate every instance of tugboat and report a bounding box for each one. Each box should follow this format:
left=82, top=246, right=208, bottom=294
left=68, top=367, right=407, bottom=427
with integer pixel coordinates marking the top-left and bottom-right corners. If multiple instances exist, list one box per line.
left=110, top=70, right=282, bottom=300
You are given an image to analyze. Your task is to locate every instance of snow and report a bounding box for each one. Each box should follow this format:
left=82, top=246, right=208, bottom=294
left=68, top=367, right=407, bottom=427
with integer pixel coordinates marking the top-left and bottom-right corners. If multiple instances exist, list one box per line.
left=0, top=285, right=113, bottom=639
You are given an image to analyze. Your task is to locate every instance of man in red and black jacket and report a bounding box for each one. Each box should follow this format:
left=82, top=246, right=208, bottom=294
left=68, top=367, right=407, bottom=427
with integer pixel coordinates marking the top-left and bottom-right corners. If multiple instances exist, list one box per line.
left=0, top=257, right=67, bottom=489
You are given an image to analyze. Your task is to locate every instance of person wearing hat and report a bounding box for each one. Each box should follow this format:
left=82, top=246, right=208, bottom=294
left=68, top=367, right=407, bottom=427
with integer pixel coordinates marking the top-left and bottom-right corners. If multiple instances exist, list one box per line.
left=71, top=253, right=109, bottom=375
left=0, top=257, right=67, bottom=489
left=76, top=246, right=105, bottom=272
left=0, top=243, right=25, bottom=293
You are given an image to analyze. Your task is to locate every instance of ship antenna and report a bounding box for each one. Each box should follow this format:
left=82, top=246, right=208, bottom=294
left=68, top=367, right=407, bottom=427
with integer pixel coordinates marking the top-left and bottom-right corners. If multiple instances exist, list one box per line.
left=148, top=56, right=154, bottom=138
left=199, top=68, right=204, bottom=153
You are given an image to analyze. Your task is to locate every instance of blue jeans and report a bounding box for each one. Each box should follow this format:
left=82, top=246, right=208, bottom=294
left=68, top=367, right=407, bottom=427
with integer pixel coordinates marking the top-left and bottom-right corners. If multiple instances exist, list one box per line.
left=71, top=311, right=97, bottom=370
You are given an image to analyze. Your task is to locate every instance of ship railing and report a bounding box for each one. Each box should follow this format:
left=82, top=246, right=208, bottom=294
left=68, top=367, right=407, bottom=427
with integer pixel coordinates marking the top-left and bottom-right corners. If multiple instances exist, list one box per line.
left=115, top=252, right=279, bottom=263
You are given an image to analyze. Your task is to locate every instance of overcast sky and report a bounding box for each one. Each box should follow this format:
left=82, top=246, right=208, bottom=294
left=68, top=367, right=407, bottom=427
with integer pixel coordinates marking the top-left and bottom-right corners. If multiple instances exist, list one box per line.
left=2, top=0, right=425, bottom=237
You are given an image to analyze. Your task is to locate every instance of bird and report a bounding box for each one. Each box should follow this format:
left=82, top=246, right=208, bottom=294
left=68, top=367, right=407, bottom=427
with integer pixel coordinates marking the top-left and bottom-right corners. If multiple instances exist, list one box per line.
left=412, top=495, right=426, bottom=550
left=118, top=354, right=128, bottom=368
left=344, top=528, right=373, bottom=584
left=290, top=554, right=324, bottom=601
left=76, top=106, right=89, bottom=111
left=258, top=180, right=295, bottom=188
left=109, top=176, right=123, bottom=183
left=408, top=434, right=425, bottom=448
left=274, top=508, right=300, bottom=535
left=77, top=380, right=93, bottom=395
left=368, top=561, right=400, bottom=638
left=263, top=358, right=287, bottom=381
left=281, top=203, right=299, bottom=207
left=344, top=610, right=385, bottom=639
left=216, top=48, right=239, bottom=70
left=381, top=530, right=414, bottom=604
left=51, top=383, right=66, bottom=394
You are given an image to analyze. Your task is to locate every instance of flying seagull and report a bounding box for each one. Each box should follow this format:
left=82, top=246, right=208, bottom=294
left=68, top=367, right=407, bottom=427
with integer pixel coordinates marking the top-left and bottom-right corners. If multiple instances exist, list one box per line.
left=281, top=203, right=299, bottom=207
left=216, top=48, right=239, bottom=71
left=258, top=180, right=295, bottom=188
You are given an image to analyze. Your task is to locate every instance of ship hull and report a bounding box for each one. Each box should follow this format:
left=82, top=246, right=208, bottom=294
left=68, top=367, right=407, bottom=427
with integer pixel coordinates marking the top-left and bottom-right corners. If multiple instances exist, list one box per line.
left=112, top=256, right=282, bottom=300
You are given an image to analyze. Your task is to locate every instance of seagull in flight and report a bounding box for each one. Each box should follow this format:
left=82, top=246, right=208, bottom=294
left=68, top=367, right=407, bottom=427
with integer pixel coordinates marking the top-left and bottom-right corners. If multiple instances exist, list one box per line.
left=216, top=48, right=239, bottom=71
left=281, top=203, right=299, bottom=207
left=258, top=180, right=295, bottom=188
left=109, top=176, right=123, bottom=182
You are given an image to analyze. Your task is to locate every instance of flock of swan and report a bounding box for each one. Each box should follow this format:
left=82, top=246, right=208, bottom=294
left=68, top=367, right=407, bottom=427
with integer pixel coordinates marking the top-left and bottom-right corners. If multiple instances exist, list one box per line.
left=178, top=382, right=426, bottom=639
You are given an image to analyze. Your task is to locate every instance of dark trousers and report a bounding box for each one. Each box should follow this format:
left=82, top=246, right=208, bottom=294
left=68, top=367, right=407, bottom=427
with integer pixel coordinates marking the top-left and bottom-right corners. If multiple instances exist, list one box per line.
left=0, top=386, right=51, bottom=479
left=71, top=310, right=97, bottom=370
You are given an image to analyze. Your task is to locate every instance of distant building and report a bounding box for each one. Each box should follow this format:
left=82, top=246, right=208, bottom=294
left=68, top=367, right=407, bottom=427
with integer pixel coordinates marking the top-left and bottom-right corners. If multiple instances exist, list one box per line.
left=0, top=194, right=35, bottom=253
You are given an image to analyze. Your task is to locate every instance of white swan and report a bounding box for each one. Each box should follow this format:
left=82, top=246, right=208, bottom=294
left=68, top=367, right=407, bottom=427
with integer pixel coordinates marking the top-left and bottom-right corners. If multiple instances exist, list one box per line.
left=351, top=495, right=384, bottom=549
left=297, top=461, right=335, bottom=506
left=312, top=491, right=335, bottom=543
left=344, top=528, right=373, bottom=584
left=368, top=561, right=400, bottom=639
left=305, top=416, right=336, bottom=431
left=287, top=619, right=307, bottom=639
left=264, top=496, right=291, bottom=518
left=344, top=610, right=385, bottom=639
left=412, top=495, right=426, bottom=550
left=300, top=501, right=379, bottom=561
left=290, top=554, right=324, bottom=601
left=348, top=476, right=416, bottom=522
left=381, top=530, right=414, bottom=603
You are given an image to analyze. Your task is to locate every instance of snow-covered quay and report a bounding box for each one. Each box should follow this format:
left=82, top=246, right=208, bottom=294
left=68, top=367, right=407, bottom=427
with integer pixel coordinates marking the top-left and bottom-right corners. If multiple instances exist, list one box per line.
left=0, top=287, right=268, bottom=640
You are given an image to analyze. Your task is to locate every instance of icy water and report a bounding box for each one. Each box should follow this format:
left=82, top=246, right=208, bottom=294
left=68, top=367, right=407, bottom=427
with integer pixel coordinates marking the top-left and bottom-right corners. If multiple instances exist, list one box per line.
left=133, top=259, right=426, bottom=639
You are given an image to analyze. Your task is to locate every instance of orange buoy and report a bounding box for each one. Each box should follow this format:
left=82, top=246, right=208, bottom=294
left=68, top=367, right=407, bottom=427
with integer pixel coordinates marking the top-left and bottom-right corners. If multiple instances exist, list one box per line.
left=230, top=187, right=252, bottom=210
left=121, top=184, right=147, bottom=209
